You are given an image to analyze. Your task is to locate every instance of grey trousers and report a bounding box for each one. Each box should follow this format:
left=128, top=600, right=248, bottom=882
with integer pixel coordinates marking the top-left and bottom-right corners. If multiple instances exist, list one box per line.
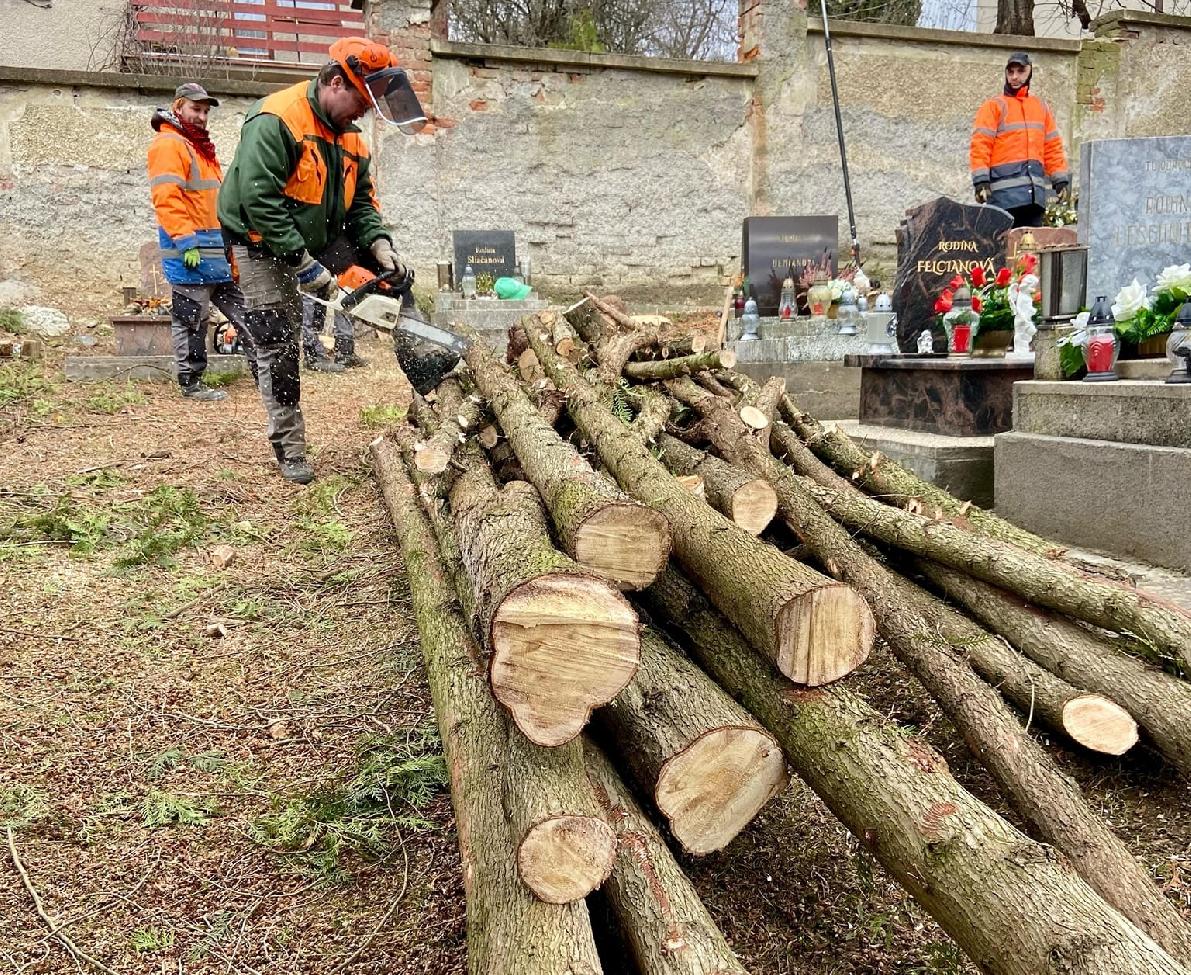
left=171, top=281, right=252, bottom=388
left=231, top=246, right=307, bottom=462
left=301, top=294, right=355, bottom=361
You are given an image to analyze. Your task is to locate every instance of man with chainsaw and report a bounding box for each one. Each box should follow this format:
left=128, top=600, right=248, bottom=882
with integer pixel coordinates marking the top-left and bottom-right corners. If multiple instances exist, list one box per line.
left=148, top=82, right=251, bottom=402
left=218, top=37, right=426, bottom=484
left=969, top=52, right=1070, bottom=228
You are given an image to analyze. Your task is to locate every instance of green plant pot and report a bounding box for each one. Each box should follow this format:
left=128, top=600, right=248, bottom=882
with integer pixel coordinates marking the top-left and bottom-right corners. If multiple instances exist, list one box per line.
left=970, top=329, right=1013, bottom=357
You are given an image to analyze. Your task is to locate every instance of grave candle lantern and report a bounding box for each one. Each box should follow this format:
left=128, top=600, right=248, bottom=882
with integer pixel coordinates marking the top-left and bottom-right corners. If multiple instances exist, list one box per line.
left=1083, top=295, right=1119, bottom=382
left=836, top=286, right=861, bottom=335
left=943, top=285, right=978, bottom=355
left=778, top=275, right=796, bottom=320
left=1165, top=300, right=1191, bottom=385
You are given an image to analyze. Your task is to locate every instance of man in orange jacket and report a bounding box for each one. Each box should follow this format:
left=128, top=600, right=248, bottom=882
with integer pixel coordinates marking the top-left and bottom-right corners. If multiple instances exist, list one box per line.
left=969, top=52, right=1070, bottom=228
left=148, top=82, right=251, bottom=401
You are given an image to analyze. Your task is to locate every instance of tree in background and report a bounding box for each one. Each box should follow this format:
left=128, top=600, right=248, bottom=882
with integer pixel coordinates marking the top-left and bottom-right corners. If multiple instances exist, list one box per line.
left=826, top=0, right=922, bottom=26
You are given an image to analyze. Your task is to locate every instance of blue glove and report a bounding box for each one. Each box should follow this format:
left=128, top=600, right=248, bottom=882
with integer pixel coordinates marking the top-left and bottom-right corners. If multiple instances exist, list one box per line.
left=296, top=251, right=334, bottom=294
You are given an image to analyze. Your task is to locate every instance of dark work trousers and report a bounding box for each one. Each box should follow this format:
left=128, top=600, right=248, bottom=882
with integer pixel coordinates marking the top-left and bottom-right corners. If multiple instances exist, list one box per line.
left=300, top=296, right=356, bottom=362
left=170, top=281, right=256, bottom=388
left=1007, top=204, right=1046, bottom=228
left=232, top=246, right=307, bottom=462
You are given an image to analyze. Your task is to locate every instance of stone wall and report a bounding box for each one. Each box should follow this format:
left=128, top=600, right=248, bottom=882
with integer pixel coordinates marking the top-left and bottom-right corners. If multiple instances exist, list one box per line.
left=0, top=8, right=1188, bottom=314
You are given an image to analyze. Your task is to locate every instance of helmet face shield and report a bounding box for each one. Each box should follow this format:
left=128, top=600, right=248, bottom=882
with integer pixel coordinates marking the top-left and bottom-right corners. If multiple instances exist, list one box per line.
left=363, top=68, right=427, bottom=135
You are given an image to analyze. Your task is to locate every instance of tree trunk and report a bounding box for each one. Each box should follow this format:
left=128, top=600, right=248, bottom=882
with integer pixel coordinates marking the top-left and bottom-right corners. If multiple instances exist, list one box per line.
left=641, top=568, right=1190, bottom=975
left=655, top=433, right=778, bottom=535
left=460, top=323, right=672, bottom=591
left=739, top=422, right=1191, bottom=963
left=622, top=350, right=737, bottom=382
left=918, top=560, right=1191, bottom=775
left=563, top=296, right=613, bottom=347
left=413, top=375, right=485, bottom=475
left=888, top=572, right=1138, bottom=756
left=583, top=741, right=752, bottom=975
left=369, top=437, right=604, bottom=974
left=449, top=448, right=640, bottom=746
left=771, top=389, right=1062, bottom=558
left=995, top=0, right=1035, bottom=35
left=524, top=322, right=875, bottom=687
left=628, top=385, right=673, bottom=443
left=551, top=318, right=584, bottom=363
left=799, top=475, right=1191, bottom=673
left=505, top=729, right=616, bottom=903
left=595, top=627, right=788, bottom=854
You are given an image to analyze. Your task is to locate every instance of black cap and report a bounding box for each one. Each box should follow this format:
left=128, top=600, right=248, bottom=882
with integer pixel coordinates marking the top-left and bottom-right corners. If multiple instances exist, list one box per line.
left=174, top=82, right=220, bottom=107
left=1006, top=52, right=1031, bottom=67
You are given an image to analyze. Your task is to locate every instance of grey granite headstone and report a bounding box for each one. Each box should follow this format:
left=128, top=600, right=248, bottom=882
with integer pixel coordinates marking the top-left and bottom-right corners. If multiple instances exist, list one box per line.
left=741, top=216, right=838, bottom=317
left=453, top=230, right=516, bottom=281
left=1079, top=135, right=1191, bottom=300
left=893, top=197, right=1012, bottom=352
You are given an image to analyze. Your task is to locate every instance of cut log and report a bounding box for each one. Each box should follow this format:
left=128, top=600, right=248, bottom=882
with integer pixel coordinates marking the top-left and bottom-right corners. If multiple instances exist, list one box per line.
left=621, top=350, right=737, bottom=382
left=798, top=475, right=1191, bottom=673
left=369, top=437, right=603, bottom=972
left=505, top=729, right=616, bottom=903
left=627, top=385, right=672, bottom=443
left=595, top=627, right=788, bottom=854
left=765, top=384, right=1064, bottom=558
left=449, top=448, right=640, bottom=746
left=461, top=323, right=671, bottom=590
left=674, top=474, right=705, bottom=497
left=655, top=330, right=707, bottom=358
left=552, top=318, right=584, bottom=363
left=918, top=560, right=1191, bottom=775
left=563, top=297, right=613, bottom=346
left=641, top=567, right=1191, bottom=975
left=517, top=348, right=544, bottom=383
left=584, top=290, right=640, bottom=332
left=738, top=405, right=770, bottom=431
left=732, top=419, right=1191, bottom=962
left=888, top=573, right=1138, bottom=756
left=477, top=424, right=500, bottom=449
left=584, top=741, right=751, bottom=975
left=526, top=323, right=874, bottom=686
left=655, top=433, right=777, bottom=535
left=413, top=376, right=484, bottom=475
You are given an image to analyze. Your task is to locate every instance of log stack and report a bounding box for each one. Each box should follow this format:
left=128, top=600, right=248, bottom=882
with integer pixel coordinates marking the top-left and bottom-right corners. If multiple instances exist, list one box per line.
left=370, top=299, right=1191, bottom=975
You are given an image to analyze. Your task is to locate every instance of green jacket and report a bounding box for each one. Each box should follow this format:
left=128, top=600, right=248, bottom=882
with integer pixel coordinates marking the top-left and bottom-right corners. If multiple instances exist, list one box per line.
left=217, top=80, right=388, bottom=259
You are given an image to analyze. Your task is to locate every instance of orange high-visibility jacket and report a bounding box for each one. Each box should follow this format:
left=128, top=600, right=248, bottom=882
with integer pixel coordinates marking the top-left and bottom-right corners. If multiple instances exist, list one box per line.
left=148, top=120, right=232, bottom=284
left=969, top=88, right=1069, bottom=211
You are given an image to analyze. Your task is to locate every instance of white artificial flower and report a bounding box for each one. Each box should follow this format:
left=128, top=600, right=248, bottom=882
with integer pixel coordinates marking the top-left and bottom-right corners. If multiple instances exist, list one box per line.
left=1074, top=311, right=1090, bottom=329
left=1111, top=279, right=1150, bottom=322
left=1156, top=263, right=1191, bottom=294
left=828, top=280, right=845, bottom=301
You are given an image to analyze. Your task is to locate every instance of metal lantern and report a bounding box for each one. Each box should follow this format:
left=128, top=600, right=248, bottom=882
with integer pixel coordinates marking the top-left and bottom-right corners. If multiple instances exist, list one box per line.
left=836, top=286, right=861, bottom=336
left=778, top=275, right=797, bottom=320
left=1083, top=295, right=1119, bottom=382
left=740, top=297, right=760, bottom=341
left=1166, top=300, right=1191, bottom=385
left=460, top=264, right=477, bottom=300
left=1038, top=246, right=1088, bottom=320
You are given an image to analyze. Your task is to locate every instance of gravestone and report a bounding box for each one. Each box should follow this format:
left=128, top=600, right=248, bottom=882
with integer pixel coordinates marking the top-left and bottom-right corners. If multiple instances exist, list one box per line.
left=1079, top=135, right=1191, bottom=299
left=138, top=241, right=171, bottom=299
left=893, top=198, right=1013, bottom=352
left=741, top=216, right=837, bottom=316
left=453, top=230, right=516, bottom=282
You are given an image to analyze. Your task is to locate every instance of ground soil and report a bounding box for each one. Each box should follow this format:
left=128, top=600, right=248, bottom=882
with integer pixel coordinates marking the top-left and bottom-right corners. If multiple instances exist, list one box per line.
left=1, top=333, right=1188, bottom=974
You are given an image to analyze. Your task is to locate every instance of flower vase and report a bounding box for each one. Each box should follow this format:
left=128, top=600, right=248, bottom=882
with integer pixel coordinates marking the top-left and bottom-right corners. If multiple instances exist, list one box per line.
left=1138, top=332, right=1172, bottom=358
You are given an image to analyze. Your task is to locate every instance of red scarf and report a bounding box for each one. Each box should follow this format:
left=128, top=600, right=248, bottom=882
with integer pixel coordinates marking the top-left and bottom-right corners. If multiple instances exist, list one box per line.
left=171, top=115, right=218, bottom=165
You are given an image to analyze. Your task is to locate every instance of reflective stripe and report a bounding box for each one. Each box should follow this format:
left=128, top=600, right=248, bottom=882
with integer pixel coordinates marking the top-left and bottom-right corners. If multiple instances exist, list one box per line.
left=157, top=131, right=202, bottom=183
left=160, top=245, right=229, bottom=258
left=999, top=121, right=1045, bottom=133
left=991, top=175, right=1036, bottom=189
left=1045, top=130, right=1062, bottom=141
left=973, top=127, right=996, bottom=138
left=150, top=172, right=219, bottom=191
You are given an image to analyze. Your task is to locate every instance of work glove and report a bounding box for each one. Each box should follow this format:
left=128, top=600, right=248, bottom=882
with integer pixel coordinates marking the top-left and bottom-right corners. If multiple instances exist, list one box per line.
left=295, top=250, right=335, bottom=295
left=370, top=237, right=406, bottom=277
left=1054, top=181, right=1071, bottom=203
left=974, top=183, right=992, bottom=204
left=182, top=247, right=202, bottom=269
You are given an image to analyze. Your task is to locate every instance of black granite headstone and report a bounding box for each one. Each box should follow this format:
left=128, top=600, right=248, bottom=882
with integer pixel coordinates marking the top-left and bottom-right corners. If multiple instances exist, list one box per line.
left=893, top=198, right=1012, bottom=352
left=741, top=216, right=838, bottom=316
left=453, top=230, right=516, bottom=282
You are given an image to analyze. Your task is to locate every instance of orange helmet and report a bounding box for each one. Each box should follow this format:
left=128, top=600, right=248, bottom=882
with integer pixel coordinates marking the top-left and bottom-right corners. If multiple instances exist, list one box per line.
left=328, top=37, right=426, bottom=134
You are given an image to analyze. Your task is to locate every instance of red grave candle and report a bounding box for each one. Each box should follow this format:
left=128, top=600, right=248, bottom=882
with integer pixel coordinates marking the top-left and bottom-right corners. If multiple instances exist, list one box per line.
left=1086, top=333, right=1116, bottom=373
left=952, top=323, right=971, bottom=353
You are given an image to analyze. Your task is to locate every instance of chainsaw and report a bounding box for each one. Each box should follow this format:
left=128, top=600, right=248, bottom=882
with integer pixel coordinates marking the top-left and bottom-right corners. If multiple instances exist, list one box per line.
left=306, top=268, right=468, bottom=394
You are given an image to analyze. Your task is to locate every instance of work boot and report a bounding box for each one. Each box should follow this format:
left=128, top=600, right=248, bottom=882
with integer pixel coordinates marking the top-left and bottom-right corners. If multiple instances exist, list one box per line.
left=277, top=454, right=315, bottom=485
left=305, top=355, right=345, bottom=374
left=335, top=352, right=369, bottom=368
left=181, top=381, right=227, bottom=402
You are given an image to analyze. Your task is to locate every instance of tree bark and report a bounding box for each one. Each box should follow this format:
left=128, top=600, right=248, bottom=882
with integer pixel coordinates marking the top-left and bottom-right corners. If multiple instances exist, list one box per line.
left=449, top=447, right=640, bottom=746
left=628, top=385, right=673, bottom=443
left=583, top=741, right=751, bottom=975
left=641, top=567, right=1189, bottom=975
left=369, top=437, right=604, bottom=974
left=525, top=322, right=875, bottom=687
left=622, top=350, right=737, bottom=382
left=595, top=627, right=788, bottom=855
left=798, top=475, right=1191, bottom=673
left=655, top=433, right=778, bottom=535
left=888, top=572, right=1138, bottom=756
left=563, top=296, right=613, bottom=347
left=918, top=560, right=1191, bottom=775
left=413, top=375, right=485, bottom=475
left=995, top=0, right=1035, bottom=35
left=461, top=323, right=672, bottom=591
left=551, top=318, right=584, bottom=363
left=736, top=421, right=1191, bottom=962
left=505, top=729, right=616, bottom=904
left=769, top=388, right=1063, bottom=558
